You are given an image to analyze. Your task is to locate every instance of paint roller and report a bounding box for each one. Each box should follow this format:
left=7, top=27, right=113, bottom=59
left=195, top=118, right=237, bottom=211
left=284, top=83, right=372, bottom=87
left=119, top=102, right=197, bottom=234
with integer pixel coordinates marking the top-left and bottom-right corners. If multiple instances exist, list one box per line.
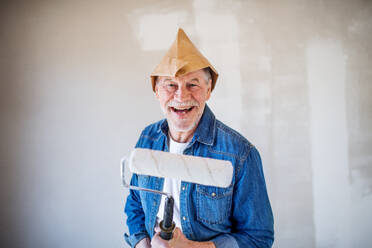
left=121, top=148, right=233, bottom=241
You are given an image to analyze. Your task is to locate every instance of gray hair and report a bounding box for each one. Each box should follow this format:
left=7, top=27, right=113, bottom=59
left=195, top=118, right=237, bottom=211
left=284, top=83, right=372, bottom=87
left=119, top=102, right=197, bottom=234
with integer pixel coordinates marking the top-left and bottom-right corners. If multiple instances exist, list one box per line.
left=203, top=67, right=212, bottom=84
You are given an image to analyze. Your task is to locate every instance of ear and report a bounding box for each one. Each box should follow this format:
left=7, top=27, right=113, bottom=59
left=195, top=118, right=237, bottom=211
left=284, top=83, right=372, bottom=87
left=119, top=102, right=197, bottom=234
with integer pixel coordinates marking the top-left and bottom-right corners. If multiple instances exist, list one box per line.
left=155, top=85, right=160, bottom=99
left=205, top=79, right=212, bottom=101
left=154, top=78, right=161, bottom=99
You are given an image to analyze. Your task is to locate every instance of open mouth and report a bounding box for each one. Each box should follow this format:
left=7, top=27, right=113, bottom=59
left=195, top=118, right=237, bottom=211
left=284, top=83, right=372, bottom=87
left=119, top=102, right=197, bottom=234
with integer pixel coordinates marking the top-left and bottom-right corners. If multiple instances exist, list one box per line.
left=170, top=106, right=195, bottom=114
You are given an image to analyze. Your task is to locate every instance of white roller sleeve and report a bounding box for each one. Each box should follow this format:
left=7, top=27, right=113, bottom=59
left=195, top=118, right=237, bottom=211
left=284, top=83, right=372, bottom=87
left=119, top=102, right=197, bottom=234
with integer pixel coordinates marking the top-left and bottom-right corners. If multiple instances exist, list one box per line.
left=128, top=148, right=233, bottom=188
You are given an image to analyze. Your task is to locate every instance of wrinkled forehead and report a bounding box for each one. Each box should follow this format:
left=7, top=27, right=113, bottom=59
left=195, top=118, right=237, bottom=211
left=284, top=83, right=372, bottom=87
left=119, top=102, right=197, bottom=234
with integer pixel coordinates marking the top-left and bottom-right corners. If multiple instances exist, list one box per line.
left=157, top=69, right=205, bottom=83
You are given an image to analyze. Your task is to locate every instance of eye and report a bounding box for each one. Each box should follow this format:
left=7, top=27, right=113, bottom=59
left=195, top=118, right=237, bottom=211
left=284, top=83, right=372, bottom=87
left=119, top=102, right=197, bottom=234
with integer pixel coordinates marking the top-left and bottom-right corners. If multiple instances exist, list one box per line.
left=188, top=83, right=199, bottom=90
left=165, top=83, right=177, bottom=91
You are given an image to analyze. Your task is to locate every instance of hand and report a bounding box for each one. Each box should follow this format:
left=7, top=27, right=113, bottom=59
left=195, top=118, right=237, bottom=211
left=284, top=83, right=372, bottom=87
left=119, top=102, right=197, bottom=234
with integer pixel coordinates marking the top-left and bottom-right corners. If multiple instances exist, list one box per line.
left=135, top=237, right=151, bottom=248
left=151, top=227, right=215, bottom=248
left=151, top=227, right=189, bottom=248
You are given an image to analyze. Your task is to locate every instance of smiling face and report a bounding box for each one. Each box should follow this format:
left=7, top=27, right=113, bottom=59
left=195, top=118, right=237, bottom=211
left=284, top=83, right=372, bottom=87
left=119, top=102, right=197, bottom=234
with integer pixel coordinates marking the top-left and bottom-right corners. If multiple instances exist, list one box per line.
left=155, top=69, right=212, bottom=142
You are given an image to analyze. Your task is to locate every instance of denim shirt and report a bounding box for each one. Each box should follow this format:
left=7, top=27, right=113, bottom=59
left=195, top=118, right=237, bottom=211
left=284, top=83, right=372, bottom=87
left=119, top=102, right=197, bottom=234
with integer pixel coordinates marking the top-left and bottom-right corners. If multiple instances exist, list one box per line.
left=124, top=105, right=274, bottom=248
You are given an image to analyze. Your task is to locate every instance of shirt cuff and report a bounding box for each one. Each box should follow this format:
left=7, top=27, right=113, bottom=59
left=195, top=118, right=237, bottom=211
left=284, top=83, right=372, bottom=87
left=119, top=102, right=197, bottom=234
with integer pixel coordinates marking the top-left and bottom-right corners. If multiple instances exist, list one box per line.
left=124, top=232, right=149, bottom=248
left=211, top=234, right=239, bottom=248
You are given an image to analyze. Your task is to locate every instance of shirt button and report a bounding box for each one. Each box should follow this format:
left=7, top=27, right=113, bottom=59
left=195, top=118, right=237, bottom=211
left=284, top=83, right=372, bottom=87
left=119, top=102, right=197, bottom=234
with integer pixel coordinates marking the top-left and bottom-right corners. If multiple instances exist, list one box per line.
left=182, top=186, right=186, bottom=191
left=211, top=192, right=216, bottom=197
left=182, top=216, right=187, bottom=221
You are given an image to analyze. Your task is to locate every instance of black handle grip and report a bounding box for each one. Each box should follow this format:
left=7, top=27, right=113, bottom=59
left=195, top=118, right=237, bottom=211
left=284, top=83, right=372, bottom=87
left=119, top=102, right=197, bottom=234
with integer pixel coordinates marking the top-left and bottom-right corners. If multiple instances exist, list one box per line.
left=159, top=196, right=175, bottom=240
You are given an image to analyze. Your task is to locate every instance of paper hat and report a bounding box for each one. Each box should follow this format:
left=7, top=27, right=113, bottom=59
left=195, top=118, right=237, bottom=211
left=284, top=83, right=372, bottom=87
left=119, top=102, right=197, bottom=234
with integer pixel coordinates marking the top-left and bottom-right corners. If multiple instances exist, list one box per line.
left=150, top=28, right=218, bottom=92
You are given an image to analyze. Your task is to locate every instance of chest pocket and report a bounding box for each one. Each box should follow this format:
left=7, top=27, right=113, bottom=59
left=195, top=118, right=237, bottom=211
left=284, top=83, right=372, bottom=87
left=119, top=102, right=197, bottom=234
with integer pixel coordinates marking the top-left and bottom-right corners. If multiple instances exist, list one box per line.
left=196, top=185, right=233, bottom=224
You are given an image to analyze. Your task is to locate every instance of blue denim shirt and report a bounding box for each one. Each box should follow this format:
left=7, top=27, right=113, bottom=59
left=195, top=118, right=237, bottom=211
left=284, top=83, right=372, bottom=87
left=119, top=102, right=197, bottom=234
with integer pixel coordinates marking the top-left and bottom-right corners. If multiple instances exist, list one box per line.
left=124, top=105, right=274, bottom=248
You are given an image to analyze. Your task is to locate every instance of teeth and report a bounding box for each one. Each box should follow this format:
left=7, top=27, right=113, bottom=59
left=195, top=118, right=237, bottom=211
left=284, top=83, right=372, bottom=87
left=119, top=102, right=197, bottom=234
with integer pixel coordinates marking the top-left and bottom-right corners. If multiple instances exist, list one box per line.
left=173, top=107, right=192, bottom=111
left=172, top=107, right=193, bottom=112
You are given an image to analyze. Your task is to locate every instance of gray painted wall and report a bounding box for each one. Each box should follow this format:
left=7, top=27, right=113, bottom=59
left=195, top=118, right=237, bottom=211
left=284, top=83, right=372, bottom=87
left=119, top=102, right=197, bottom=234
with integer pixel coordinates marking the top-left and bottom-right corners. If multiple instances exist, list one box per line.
left=1, top=0, right=371, bottom=247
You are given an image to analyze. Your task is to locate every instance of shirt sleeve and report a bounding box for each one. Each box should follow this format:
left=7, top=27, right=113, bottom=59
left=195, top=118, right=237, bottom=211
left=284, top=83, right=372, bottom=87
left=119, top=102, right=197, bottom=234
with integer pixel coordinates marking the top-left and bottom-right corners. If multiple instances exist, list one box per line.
left=211, top=233, right=240, bottom=248
left=213, top=146, right=274, bottom=248
left=124, top=173, right=150, bottom=248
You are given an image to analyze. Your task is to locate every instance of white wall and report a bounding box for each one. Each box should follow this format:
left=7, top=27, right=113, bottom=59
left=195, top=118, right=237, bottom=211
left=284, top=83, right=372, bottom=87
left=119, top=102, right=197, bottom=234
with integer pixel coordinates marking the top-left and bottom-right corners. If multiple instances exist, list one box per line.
left=1, top=0, right=371, bottom=247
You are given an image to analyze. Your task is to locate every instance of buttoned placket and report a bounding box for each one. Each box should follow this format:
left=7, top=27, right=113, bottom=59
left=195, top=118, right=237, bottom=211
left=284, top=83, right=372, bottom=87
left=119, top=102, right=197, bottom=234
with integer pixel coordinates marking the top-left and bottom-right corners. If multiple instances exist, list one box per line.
left=179, top=144, right=196, bottom=240
left=180, top=181, right=195, bottom=240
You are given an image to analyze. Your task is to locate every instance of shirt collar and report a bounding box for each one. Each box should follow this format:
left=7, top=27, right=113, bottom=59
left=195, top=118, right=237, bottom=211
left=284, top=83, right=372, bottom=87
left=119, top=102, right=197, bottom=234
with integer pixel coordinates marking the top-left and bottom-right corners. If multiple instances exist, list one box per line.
left=193, top=104, right=215, bottom=145
left=159, top=104, right=216, bottom=146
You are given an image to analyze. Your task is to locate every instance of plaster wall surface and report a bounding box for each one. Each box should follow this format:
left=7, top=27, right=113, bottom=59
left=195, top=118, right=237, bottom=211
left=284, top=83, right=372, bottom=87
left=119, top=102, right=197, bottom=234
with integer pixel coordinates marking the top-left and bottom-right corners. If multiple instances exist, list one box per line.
left=1, top=0, right=371, bottom=247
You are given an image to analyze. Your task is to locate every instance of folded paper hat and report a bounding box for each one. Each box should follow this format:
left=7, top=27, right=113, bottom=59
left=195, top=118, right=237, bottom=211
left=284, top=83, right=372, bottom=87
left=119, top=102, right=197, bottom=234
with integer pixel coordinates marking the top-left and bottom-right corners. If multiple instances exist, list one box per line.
left=150, top=28, right=219, bottom=92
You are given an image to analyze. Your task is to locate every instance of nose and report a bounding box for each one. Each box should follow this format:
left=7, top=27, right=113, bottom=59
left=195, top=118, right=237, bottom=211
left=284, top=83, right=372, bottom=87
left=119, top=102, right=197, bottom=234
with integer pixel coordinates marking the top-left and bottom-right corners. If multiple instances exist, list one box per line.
left=174, top=84, right=190, bottom=102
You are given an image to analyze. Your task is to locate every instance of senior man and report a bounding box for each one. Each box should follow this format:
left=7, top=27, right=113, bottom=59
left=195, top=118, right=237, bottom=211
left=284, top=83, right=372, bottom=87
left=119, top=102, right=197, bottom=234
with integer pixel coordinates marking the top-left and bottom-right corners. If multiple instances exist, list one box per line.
left=124, top=29, right=274, bottom=248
